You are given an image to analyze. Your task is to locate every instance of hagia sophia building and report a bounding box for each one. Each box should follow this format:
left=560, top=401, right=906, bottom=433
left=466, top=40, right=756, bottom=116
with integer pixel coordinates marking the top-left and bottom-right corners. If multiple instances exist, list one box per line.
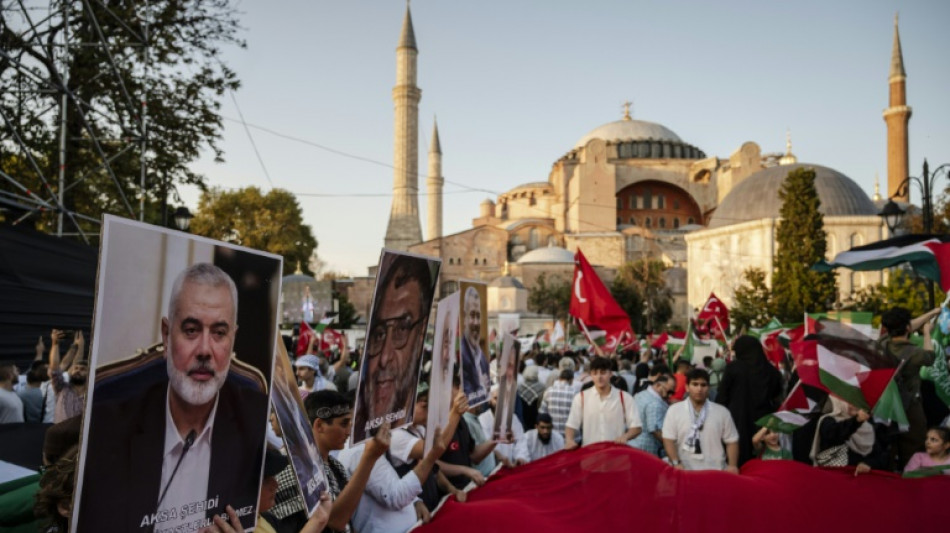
left=325, top=7, right=911, bottom=333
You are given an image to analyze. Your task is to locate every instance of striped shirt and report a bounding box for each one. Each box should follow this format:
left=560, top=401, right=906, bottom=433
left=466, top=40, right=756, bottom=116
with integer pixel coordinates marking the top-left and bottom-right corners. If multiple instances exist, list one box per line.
left=539, top=380, right=576, bottom=436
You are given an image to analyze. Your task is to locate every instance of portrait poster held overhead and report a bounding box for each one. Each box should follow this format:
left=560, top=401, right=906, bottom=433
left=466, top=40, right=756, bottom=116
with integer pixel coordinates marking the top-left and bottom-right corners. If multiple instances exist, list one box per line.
left=73, top=215, right=281, bottom=533
left=351, top=249, right=441, bottom=446
left=459, top=280, right=490, bottom=407
left=493, top=333, right=521, bottom=444
left=426, top=291, right=459, bottom=455
left=271, top=340, right=328, bottom=517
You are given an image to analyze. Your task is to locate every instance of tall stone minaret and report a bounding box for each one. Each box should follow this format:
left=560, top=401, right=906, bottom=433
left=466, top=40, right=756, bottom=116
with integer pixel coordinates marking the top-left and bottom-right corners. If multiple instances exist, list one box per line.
left=426, top=119, right=443, bottom=241
left=883, top=13, right=911, bottom=202
left=384, top=5, right=423, bottom=251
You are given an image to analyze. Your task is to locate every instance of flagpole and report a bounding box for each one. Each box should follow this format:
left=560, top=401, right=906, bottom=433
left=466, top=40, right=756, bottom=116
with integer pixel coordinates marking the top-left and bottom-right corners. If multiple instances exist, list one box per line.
left=575, top=317, right=605, bottom=358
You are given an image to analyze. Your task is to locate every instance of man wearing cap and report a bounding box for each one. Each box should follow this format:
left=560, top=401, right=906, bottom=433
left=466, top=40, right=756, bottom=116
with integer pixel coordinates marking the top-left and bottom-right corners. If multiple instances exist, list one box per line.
left=296, top=354, right=337, bottom=399
left=77, top=263, right=269, bottom=532
left=305, top=389, right=391, bottom=533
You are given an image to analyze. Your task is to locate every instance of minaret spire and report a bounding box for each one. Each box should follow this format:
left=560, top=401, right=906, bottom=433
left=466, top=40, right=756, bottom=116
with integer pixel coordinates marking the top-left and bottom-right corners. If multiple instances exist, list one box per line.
left=890, top=13, right=905, bottom=80
left=426, top=118, right=443, bottom=242
left=385, top=4, right=424, bottom=250
left=883, top=12, right=911, bottom=202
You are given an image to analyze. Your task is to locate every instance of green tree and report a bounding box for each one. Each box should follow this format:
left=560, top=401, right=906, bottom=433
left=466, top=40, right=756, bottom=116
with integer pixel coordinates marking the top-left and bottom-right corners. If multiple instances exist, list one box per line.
left=0, top=1, right=242, bottom=235
left=332, top=289, right=358, bottom=330
left=732, top=267, right=771, bottom=330
left=191, top=187, right=317, bottom=275
left=850, top=268, right=941, bottom=321
left=612, top=260, right=673, bottom=333
left=771, top=167, right=837, bottom=321
left=527, top=273, right=571, bottom=322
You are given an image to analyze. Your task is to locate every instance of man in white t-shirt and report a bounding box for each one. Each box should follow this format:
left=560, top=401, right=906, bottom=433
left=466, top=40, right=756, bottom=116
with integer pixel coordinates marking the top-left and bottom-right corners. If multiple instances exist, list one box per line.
left=662, top=368, right=739, bottom=472
left=564, top=357, right=641, bottom=448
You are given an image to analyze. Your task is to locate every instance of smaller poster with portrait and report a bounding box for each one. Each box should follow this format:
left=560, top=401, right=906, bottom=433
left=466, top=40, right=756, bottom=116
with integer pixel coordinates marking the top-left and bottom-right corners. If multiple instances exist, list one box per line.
left=426, top=291, right=459, bottom=455
left=350, top=249, right=442, bottom=446
left=458, top=280, right=490, bottom=406
left=271, top=340, right=327, bottom=517
left=492, top=332, right=521, bottom=443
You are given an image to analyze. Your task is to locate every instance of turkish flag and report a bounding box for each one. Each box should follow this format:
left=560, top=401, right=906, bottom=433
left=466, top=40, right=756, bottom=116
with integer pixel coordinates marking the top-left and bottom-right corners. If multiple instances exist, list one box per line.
left=296, top=321, right=316, bottom=356
left=570, top=249, right=634, bottom=350
left=762, top=329, right=786, bottom=367
left=697, top=292, right=729, bottom=335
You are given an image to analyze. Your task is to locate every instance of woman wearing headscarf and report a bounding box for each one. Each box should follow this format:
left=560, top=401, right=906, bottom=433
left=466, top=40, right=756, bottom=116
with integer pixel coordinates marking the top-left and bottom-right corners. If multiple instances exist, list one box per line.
left=810, top=396, right=887, bottom=474
left=716, top=335, right=783, bottom=466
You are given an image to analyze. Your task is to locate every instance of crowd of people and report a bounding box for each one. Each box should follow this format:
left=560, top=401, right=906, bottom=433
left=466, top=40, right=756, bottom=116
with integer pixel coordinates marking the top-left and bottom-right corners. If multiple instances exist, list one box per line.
left=3, top=303, right=950, bottom=533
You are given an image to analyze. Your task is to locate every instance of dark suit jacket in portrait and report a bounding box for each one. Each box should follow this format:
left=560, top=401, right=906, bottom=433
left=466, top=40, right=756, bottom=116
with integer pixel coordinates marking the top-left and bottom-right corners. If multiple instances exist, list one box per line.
left=460, top=338, right=490, bottom=405
left=77, top=357, right=268, bottom=532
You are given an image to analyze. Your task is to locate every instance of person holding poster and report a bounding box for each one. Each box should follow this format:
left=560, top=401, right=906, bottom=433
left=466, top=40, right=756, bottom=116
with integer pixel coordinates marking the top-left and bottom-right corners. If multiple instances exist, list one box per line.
left=459, top=283, right=490, bottom=406
left=352, top=251, right=441, bottom=445
left=425, top=292, right=459, bottom=455
left=75, top=217, right=278, bottom=533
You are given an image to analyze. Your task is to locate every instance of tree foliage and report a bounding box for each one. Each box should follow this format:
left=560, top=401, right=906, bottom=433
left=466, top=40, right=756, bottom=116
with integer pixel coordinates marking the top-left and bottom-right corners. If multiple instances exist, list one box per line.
left=771, top=167, right=837, bottom=321
left=732, top=267, right=771, bottom=331
left=332, top=289, right=358, bottom=330
left=190, top=187, right=317, bottom=276
left=527, top=273, right=571, bottom=322
left=849, top=268, right=941, bottom=321
left=0, top=1, right=243, bottom=235
left=612, top=260, right=673, bottom=333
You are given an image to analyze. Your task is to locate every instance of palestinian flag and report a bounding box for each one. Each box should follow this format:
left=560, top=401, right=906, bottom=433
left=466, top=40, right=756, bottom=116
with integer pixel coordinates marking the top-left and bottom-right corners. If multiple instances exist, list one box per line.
left=790, top=334, right=900, bottom=411
left=750, top=317, right=784, bottom=339
left=814, top=234, right=950, bottom=291
left=808, top=311, right=876, bottom=340
left=666, top=322, right=715, bottom=366
left=296, top=316, right=335, bottom=356
left=755, top=381, right=825, bottom=433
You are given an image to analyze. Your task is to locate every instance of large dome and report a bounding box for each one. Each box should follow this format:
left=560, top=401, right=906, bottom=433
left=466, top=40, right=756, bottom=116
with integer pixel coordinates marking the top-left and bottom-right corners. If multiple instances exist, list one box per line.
left=707, top=163, right=877, bottom=229
left=574, top=119, right=682, bottom=149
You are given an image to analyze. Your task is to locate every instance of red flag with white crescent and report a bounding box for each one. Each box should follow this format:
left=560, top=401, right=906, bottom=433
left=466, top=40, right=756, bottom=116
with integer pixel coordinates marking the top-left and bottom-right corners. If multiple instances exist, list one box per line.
left=570, top=249, right=634, bottom=351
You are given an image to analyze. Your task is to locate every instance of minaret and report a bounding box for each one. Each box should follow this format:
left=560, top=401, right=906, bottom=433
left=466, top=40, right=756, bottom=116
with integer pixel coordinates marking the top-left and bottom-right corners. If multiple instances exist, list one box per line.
left=426, top=118, right=443, bottom=241
left=883, top=13, right=911, bottom=202
left=384, top=5, right=423, bottom=251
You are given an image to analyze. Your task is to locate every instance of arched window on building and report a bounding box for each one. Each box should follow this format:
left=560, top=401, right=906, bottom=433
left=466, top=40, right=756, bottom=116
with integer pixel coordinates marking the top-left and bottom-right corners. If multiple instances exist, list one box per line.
left=687, top=217, right=695, bottom=225
left=482, top=258, right=487, bottom=265
left=448, top=258, right=454, bottom=265
left=645, top=217, right=652, bottom=228
left=673, top=218, right=680, bottom=229
left=659, top=218, right=666, bottom=228
left=657, top=195, right=665, bottom=209
left=629, top=217, right=636, bottom=226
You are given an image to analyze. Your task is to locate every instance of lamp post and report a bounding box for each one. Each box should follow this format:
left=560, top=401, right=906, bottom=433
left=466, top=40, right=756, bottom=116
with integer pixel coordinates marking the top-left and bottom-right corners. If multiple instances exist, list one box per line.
left=172, top=206, right=193, bottom=232
left=880, top=159, right=950, bottom=308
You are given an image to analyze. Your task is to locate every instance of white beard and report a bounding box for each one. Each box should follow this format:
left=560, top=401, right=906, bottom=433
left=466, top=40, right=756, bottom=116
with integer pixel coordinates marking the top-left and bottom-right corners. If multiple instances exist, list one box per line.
left=166, top=348, right=228, bottom=406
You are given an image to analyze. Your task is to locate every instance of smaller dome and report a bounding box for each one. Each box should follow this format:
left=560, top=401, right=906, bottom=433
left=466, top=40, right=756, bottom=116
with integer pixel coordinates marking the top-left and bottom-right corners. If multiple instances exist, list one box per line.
left=708, top=163, right=878, bottom=229
left=489, top=276, right=525, bottom=289
left=517, top=246, right=575, bottom=264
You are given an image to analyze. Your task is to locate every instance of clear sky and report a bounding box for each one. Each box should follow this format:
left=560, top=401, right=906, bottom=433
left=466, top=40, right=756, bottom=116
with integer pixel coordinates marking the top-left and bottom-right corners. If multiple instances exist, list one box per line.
left=185, top=0, right=950, bottom=276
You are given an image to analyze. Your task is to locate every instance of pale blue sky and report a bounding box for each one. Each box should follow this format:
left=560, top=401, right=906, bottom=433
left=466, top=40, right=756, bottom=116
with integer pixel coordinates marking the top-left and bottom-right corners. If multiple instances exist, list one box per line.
left=185, top=0, right=950, bottom=276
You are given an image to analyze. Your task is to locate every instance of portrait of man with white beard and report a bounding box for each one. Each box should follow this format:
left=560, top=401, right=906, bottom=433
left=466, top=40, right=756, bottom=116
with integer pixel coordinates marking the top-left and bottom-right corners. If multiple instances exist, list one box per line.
left=73, top=218, right=278, bottom=533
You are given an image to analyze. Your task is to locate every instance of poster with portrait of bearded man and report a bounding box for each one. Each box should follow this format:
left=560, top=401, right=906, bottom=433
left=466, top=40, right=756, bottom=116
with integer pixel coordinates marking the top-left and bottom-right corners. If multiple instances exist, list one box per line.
left=73, top=215, right=281, bottom=533
left=351, top=249, right=441, bottom=446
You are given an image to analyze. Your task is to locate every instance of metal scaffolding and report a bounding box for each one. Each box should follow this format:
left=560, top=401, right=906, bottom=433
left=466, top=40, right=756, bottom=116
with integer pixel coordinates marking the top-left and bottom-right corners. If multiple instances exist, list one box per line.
left=0, top=0, right=150, bottom=242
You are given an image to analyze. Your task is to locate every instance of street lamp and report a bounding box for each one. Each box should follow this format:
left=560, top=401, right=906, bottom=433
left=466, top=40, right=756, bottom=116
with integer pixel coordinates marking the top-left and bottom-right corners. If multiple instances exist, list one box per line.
left=878, top=199, right=905, bottom=235
left=884, top=159, right=950, bottom=308
left=173, top=206, right=193, bottom=231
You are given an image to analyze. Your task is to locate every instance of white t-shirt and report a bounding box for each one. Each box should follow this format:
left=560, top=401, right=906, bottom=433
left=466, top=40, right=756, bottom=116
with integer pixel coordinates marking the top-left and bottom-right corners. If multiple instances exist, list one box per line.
left=661, top=400, right=738, bottom=471
left=564, top=387, right=640, bottom=446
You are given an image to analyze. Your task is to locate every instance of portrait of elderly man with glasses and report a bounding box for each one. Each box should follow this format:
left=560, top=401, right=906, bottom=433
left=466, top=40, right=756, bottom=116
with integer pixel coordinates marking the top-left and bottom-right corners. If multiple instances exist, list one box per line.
left=351, top=252, right=440, bottom=445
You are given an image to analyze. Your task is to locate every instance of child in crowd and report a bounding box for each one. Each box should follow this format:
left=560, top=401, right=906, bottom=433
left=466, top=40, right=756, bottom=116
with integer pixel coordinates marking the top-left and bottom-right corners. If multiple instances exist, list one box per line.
left=903, top=426, right=950, bottom=476
left=752, top=426, right=792, bottom=461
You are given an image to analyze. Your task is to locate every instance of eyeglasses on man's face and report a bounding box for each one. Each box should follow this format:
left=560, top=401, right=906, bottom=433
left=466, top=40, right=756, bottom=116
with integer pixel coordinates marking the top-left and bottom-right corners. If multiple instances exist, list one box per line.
left=367, top=314, right=423, bottom=357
